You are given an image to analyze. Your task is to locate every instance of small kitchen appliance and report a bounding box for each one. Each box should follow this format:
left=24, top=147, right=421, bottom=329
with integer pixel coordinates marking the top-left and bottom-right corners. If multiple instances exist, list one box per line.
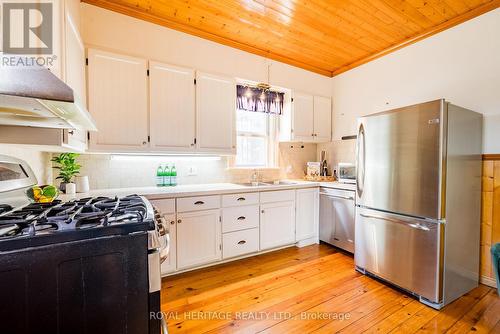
left=0, top=154, right=168, bottom=333
left=337, top=163, right=356, bottom=183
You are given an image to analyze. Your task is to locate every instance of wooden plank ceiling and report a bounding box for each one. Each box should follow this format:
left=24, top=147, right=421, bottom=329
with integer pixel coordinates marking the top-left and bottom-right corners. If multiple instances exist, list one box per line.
left=82, top=0, right=500, bottom=77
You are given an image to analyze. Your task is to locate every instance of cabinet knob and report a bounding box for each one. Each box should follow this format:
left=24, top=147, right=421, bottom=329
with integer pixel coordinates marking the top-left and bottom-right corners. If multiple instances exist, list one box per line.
left=261, top=210, right=265, bottom=214
left=68, top=130, right=74, bottom=135
left=177, top=219, right=182, bottom=224
left=170, top=221, right=175, bottom=225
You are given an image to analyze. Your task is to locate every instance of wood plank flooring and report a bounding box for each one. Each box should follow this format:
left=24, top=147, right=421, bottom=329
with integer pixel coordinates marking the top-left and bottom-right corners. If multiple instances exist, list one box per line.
left=161, top=244, right=500, bottom=333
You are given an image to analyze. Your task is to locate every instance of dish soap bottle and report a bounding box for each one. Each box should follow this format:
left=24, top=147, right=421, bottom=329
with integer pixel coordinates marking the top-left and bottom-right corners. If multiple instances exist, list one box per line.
left=163, top=164, right=170, bottom=187
left=170, top=164, right=177, bottom=186
left=156, top=164, right=164, bottom=187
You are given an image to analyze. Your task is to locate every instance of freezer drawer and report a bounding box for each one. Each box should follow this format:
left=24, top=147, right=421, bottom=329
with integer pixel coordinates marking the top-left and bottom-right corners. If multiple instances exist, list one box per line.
left=355, top=207, right=443, bottom=303
left=319, top=188, right=355, bottom=253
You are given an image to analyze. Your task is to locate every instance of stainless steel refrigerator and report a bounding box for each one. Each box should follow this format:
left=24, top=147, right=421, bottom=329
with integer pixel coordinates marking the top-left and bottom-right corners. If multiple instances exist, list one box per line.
left=355, top=99, right=483, bottom=309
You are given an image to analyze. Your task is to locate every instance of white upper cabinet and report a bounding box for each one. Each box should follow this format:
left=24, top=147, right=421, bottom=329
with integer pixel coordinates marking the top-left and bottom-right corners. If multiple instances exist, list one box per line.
left=87, top=49, right=149, bottom=151
left=281, top=92, right=332, bottom=143
left=86, top=53, right=236, bottom=154
left=313, top=96, right=332, bottom=142
left=292, top=92, right=315, bottom=141
left=149, top=62, right=196, bottom=151
left=196, top=72, right=236, bottom=153
left=63, top=0, right=86, bottom=104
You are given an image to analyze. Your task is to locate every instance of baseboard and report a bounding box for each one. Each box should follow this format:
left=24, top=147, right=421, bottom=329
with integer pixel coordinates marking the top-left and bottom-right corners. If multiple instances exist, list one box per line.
left=295, top=236, right=319, bottom=248
left=480, top=275, right=498, bottom=288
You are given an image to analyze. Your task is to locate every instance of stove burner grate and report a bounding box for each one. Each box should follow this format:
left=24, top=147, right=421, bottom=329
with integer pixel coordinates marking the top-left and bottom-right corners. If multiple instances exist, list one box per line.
left=0, top=195, right=149, bottom=239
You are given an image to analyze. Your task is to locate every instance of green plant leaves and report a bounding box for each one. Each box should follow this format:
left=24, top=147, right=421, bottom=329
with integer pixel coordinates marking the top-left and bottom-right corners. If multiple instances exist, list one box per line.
left=51, top=153, right=81, bottom=183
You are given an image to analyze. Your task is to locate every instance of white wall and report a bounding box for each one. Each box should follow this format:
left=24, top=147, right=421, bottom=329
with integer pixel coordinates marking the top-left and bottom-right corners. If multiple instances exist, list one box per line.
left=331, top=9, right=500, bottom=153
left=80, top=4, right=332, bottom=97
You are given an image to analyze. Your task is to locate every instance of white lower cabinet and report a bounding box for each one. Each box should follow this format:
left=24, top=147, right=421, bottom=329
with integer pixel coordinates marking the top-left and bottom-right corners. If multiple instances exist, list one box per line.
left=260, top=201, right=296, bottom=250
left=176, top=209, right=222, bottom=270
left=156, top=187, right=319, bottom=275
left=223, top=228, right=259, bottom=259
left=222, top=205, right=259, bottom=233
left=295, top=188, right=319, bottom=241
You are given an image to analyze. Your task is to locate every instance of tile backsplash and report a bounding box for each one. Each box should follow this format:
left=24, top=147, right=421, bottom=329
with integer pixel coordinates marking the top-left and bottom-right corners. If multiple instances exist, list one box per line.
left=52, top=142, right=318, bottom=190
left=67, top=155, right=228, bottom=190
left=317, top=140, right=356, bottom=177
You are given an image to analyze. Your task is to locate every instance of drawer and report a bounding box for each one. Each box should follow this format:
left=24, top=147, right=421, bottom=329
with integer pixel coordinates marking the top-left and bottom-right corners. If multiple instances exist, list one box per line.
left=223, top=228, right=259, bottom=259
left=177, top=195, right=220, bottom=212
left=259, top=190, right=295, bottom=204
left=222, top=192, right=259, bottom=207
left=222, top=205, right=259, bottom=233
left=149, top=198, right=175, bottom=214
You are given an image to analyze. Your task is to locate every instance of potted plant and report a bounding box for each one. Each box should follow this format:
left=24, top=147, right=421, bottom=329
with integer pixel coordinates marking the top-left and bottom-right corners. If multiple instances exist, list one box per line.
left=51, top=153, right=81, bottom=193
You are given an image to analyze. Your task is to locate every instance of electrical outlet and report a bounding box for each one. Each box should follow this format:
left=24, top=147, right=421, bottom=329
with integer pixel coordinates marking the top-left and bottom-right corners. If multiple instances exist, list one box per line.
left=187, top=166, right=198, bottom=176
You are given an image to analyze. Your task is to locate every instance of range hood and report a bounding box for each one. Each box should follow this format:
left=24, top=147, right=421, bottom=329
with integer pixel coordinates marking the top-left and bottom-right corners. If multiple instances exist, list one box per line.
left=0, top=63, right=97, bottom=131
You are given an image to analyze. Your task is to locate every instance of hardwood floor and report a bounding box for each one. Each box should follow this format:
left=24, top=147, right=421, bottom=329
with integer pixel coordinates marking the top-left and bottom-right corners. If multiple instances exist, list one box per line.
left=161, top=244, right=500, bottom=333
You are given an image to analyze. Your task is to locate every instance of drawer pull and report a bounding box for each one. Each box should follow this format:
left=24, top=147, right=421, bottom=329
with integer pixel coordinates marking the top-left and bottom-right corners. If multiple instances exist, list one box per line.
left=237, top=216, right=246, bottom=221
left=237, top=197, right=246, bottom=201
left=237, top=240, right=246, bottom=245
left=194, top=201, right=205, bottom=205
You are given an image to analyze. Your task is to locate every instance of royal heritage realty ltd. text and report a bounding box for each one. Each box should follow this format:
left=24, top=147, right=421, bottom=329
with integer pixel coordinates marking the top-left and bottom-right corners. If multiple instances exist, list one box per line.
left=150, top=311, right=352, bottom=321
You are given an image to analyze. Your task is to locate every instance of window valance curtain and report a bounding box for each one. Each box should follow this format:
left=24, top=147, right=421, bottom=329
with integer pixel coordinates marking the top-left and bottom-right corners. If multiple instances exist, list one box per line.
left=236, top=85, right=284, bottom=115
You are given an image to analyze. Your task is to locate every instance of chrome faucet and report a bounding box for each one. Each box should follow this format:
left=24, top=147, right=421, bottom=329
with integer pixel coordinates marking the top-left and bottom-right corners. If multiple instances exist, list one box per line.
left=251, top=169, right=259, bottom=185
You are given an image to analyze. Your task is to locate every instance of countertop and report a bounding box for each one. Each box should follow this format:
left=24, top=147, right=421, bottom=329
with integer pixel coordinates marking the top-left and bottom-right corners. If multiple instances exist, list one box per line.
left=59, top=180, right=356, bottom=202
left=59, top=180, right=320, bottom=201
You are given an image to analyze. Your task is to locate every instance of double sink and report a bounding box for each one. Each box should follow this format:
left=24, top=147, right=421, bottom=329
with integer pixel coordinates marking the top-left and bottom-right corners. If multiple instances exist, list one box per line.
left=234, top=181, right=298, bottom=187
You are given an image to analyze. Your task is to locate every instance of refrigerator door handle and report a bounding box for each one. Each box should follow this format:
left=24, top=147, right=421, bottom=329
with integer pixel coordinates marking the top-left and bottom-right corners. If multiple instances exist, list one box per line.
left=356, top=122, right=365, bottom=198
left=359, top=213, right=430, bottom=230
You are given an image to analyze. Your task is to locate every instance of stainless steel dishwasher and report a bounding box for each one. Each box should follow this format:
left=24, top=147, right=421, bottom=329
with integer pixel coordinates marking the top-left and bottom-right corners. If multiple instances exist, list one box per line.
left=319, top=187, right=355, bottom=253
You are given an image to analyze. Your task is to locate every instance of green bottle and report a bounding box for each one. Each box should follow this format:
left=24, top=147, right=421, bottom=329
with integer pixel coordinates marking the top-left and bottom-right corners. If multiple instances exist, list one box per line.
left=156, top=164, right=163, bottom=187
left=170, top=164, right=177, bottom=186
left=163, top=164, right=170, bottom=187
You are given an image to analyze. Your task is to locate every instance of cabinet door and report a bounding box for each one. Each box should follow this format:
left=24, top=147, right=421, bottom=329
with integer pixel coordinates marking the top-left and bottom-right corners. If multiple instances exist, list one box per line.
left=332, top=196, right=355, bottom=253
left=63, top=1, right=87, bottom=151
left=196, top=72, right=236, bottom=153
left=64, top=0, right=85, bottom=105
left=296, top=188, right=319, bottom=241
left=87, top=49, right=149, bottom=151
left=292, top=92, right=314, bottom=141
left=260, top=201, right=296, bottom=250
left=177, top=209, right=221, bottom=270
left=150, top=62, right=196, bottom=151
left=161, top=213, right=177, bottom=275
left=313, top=96, right=332, bottom=142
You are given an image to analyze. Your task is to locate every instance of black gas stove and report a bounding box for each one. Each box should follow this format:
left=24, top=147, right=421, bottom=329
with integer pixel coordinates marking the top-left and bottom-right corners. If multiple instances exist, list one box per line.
left=0, top=194, right=155, bottom=251
left=0, top=155, right=165, bottom=334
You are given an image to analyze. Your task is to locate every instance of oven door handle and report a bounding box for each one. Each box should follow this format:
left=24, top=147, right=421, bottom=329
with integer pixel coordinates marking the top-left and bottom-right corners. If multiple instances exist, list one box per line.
left=161, top=317, right=168, bottom=334
left=159, top=233, right=170, bottom=264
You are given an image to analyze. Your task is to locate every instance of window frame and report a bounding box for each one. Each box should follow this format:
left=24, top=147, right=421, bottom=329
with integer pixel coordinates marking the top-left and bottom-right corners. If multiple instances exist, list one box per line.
left=234, top=109, right=279, bottom=168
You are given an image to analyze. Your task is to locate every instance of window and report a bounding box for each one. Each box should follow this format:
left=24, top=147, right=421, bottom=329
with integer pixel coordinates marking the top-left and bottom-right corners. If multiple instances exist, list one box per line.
left=235, top=109, right=277, bottom=167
